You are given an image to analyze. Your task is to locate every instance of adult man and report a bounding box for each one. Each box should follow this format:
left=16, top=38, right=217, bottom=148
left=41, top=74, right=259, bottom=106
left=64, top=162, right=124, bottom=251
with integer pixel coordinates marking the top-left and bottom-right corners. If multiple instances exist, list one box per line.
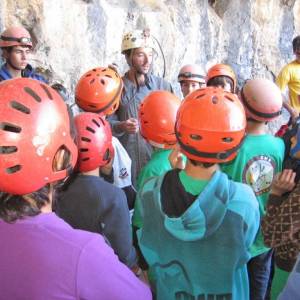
left=0, top=26, right=46, bottom=82
left=111, top=29, right=173, bottom=186
left=276, top=35, right=300, bottom=114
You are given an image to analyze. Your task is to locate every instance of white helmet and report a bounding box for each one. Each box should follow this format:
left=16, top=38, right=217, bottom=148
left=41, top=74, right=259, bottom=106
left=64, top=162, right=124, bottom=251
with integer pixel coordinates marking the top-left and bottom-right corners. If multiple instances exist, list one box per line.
left=121, top=29, right=155, bottom=54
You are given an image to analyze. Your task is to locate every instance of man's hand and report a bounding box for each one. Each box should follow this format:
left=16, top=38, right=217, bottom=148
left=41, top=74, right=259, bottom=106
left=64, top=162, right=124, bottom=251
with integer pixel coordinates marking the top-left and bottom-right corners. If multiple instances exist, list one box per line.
left=271, top=169, right=296, bottom=196
left=117, top=118, right=139, bottom=134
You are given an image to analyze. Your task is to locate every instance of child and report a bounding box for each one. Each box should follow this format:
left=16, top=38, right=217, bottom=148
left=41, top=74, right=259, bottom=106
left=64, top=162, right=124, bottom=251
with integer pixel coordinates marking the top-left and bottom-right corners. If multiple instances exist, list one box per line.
left=206, top=63, right=236, bottom=93
left=75, top=66, right=136, bottom=209
left=221, top=78, right=284, bottom=300
left=136, top=87, right=259, bottom=299
left=278, top=254, right=300, bottom=299
left=56, top=112, right=140, bottom=272
left=261, top=121, right=300, bottom=298
left=0, top=78, right=151, bottom=299
left=131, top=90, right=181, bottom=268
left=178, top=64, right=206, bottom=97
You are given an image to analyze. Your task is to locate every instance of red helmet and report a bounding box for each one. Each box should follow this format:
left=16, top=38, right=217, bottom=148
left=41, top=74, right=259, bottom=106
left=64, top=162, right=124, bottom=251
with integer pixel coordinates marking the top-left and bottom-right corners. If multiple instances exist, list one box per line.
left=0, top=26, right=32, bottom=48
left=240, top=78, right=282, bottom=122
left=0, top=78, right=77, bottom=195
left=206, top=63, right=237, bottom=92
left=175, top=87, right=246, bottom=163
left=75, top=67, right=123, bottom=116
left=139, top=91, right=181, bottom=149
left=74, top=112, right=114, bottom=172
left=178, top=64, right=206, bottom=84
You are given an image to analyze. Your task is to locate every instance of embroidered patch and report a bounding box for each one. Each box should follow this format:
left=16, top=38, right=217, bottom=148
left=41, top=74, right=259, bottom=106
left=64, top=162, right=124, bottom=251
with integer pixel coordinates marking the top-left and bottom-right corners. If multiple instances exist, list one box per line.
left=242, top=155, right=276, bottom=195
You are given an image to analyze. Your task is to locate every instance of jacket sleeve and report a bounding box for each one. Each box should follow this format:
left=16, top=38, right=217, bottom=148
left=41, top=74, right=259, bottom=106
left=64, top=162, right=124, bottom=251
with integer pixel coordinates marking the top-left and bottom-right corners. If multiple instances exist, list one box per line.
left=77, top=235, right=151, bottom=300
left=261, top=181, right=300, bottom=249
left=242, top=186, right=260, bottom=249
left=101, top=188, right=137, bottom=268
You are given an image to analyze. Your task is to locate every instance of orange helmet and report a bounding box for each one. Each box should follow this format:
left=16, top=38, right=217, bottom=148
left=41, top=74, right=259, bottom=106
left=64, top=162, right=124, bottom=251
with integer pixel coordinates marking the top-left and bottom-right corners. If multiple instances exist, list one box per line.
left=139, top=91, right=181, bottom=149
left=175, top=87, right=246, bottom=163
left=178, top=64, right=206, bottom=84
left=0, top=78, right=77, bottom=195
left=75, top=67, right=123, bottom=116
left=0, top=26, right=32, bottom=48
left=206, top=63, right=236, bottom=92
left=74, top=112, right=114, bottom=172
left=240, top=78, right=282, bottom=122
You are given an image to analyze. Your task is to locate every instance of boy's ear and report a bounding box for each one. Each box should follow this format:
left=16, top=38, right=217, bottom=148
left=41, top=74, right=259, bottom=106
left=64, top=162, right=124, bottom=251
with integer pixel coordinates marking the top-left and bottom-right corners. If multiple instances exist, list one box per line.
left=1, top=48, right=9, bottom=60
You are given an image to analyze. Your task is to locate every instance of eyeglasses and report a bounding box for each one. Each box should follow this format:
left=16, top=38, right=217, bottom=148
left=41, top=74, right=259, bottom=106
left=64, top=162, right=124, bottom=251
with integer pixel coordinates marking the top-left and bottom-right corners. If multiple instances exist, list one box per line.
left=0, top=35, right=32, bottom=44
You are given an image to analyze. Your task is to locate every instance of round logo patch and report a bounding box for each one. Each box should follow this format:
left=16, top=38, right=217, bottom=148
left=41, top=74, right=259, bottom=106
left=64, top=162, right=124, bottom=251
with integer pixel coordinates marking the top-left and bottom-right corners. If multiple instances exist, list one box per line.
left=242, top=155, right=276, bottom=195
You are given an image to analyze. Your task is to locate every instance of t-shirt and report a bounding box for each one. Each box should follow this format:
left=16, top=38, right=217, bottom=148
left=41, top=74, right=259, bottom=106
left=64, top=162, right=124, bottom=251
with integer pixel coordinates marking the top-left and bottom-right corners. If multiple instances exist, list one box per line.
left=179, top=170, right=209, bottom=196
left=221, top=134, right=285, bottom=257
left=133, top=149, right=172, bottom=229
left=0, top=213, right=151, bottom=300
left=276, top=60, right=300, bottom=111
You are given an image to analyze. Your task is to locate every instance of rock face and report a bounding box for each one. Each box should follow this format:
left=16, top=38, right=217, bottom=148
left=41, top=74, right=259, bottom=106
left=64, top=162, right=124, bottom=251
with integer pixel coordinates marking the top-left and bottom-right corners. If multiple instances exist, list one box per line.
left=0, top=0, right=299, bottom=108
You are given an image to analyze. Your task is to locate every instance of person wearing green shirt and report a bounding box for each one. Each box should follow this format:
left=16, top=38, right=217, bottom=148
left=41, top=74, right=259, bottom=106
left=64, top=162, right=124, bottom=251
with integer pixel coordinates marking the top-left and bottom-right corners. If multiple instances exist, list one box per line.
left=136, top=87, right=259, bottom=300
left=222, top=78, right=284, bottom=300
left=132, top=90, right=181, bottom=270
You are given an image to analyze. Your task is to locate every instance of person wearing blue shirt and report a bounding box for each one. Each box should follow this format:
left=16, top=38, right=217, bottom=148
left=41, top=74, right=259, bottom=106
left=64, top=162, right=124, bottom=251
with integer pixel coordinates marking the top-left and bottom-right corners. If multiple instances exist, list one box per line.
left=0, top=26, right=46, bottom=82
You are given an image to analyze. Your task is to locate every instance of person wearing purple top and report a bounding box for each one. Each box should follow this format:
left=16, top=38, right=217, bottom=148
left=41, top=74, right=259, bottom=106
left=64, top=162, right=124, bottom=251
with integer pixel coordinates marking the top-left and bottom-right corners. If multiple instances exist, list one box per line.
left=0, top=78, right=151, bottom=300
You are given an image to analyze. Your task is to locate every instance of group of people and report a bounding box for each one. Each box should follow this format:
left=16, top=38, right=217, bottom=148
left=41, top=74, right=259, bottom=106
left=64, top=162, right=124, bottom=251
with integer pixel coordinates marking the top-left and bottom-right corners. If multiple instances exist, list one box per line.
left=0, top=25, right=300, bottom=300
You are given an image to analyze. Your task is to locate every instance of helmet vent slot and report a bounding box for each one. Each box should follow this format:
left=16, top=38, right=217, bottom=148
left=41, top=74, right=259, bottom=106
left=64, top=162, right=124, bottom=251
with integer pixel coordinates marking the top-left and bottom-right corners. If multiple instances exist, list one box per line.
left=100, top=79, right=105, bottom=85
left=0, top=122, right=21, bottom=133
left=190, top=134, right=202, bottom=140
left=0, top=146, right=17, bottom=154
left=24, top=87, right=41, bottom=102
left=40, top=84, right=53, bottom=100
left=92, top=119, right=100, bottom=127
left=10, top=101, right=30, bottom=114
left=98, top=117, right=105, bottom=125
left=103, top=149, right=110, bottom=161
left=92, top=69, right=97, bottom=72
left=222, top=137, right=233, bottom=143
left=105, top=75, right=112, bottom=78
left=6, top=164, right=21, bottom=174
left=80, top=148, right=88, bottom=152
left=81, top=137, right=91, bottom=142
left=82, top=157, right=90, bottom=161
left=212, top=96, right=218, bottom=104
left=85, top=73, right=92, bottom=77
left=86, top=126, right=95, bottom=134
left=88, top=104, right=97, bottom=108
left=225, top=95, right=234, bottom=102
left=196, top=94, right=205, bottom=99
left=90, top=79, right=96, bottom=84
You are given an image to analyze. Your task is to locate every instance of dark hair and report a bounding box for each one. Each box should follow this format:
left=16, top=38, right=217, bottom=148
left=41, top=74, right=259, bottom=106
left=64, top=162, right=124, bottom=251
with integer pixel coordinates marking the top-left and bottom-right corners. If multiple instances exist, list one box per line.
left=123, top=49, right=132, bottom=58
left=292, top=35, right=300, bottom=52
left=189, top=159, right=215, bottom=168
left=207, top=76, right=234, bottom=92
left=0, top=185, right=51, bottom=223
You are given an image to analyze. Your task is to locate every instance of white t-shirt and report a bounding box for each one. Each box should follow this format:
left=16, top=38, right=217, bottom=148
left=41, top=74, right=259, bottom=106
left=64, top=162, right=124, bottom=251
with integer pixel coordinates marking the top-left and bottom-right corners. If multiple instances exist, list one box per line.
left=112, top=137, right=132, bottom=188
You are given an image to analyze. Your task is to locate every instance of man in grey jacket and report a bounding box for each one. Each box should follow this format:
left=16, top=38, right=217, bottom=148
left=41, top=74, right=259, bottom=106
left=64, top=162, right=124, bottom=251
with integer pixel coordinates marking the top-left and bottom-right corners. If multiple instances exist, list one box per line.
left=110, top=29, right=173, bottom=186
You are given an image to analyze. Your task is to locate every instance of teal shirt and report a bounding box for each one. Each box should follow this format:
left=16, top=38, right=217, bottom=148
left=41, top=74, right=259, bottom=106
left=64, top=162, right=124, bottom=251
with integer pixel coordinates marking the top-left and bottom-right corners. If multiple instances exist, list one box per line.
left=133, top=149, right=172, bottom=228
left=179, top=170, right=208, bottom=196
left=221, top=134, right=285, bottom=257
